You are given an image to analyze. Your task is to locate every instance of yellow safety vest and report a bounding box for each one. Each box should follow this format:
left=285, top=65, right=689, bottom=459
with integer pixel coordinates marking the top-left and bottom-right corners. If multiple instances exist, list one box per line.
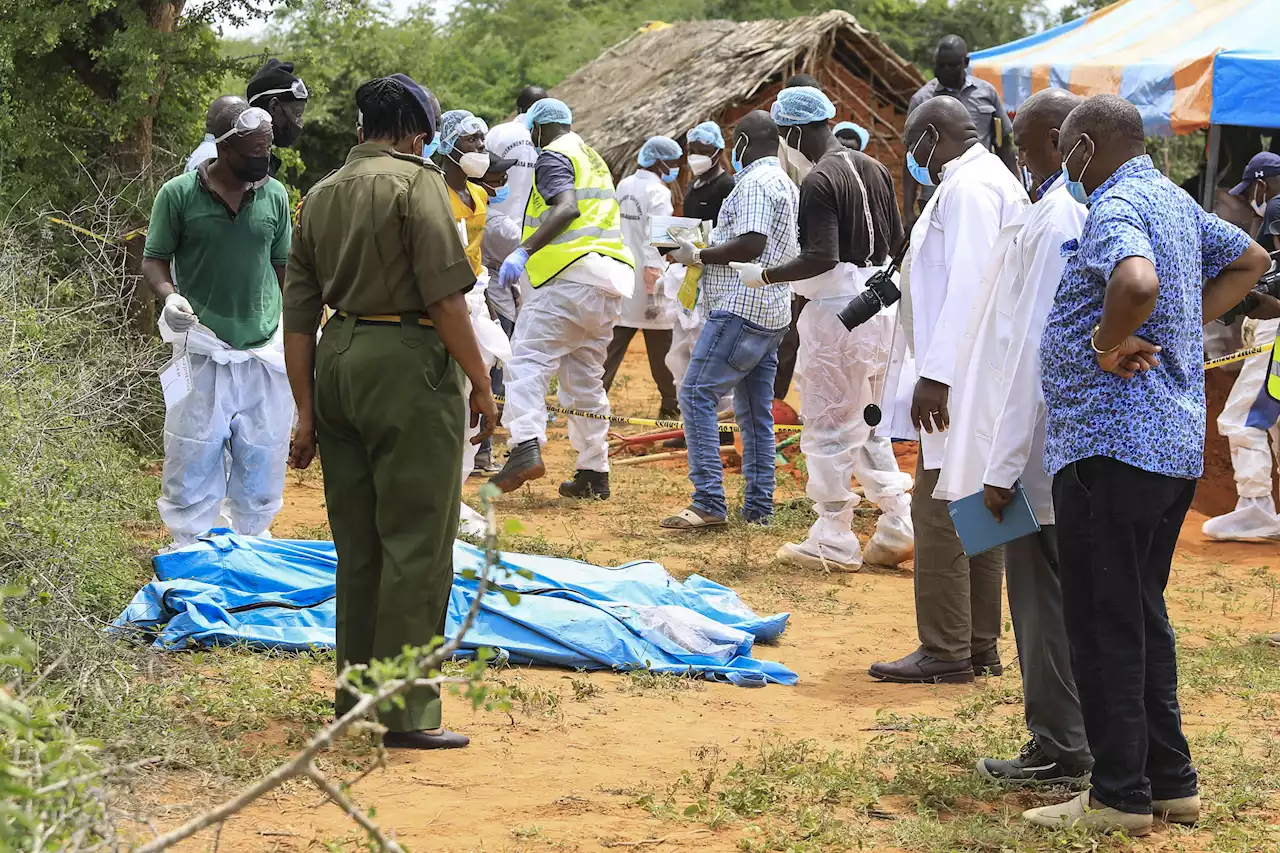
left=1268, top=337, right=1280, bottom=402
left=523, top=132, right=634, bottom=287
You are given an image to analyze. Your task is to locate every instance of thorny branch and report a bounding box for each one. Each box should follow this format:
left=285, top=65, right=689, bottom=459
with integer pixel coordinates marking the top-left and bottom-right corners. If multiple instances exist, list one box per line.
left=134, top=495, right=507, bottom=853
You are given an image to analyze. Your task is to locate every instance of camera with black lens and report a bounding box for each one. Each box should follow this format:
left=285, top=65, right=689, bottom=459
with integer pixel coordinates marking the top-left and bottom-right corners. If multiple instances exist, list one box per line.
left=838, top=239, right=910, bottom=332
left=838, top=268, right=901, bottom=331
left=1219, top=250, right=1280, bottom=326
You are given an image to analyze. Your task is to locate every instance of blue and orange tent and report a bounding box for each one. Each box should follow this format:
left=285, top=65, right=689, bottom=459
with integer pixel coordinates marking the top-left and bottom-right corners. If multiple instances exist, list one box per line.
left=970, top=0, right=1280, bottom=136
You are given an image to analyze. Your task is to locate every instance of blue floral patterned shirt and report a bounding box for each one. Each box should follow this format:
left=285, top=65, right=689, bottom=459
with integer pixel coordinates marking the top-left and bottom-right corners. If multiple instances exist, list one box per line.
left=1040, top=155, right=1252, bottom=479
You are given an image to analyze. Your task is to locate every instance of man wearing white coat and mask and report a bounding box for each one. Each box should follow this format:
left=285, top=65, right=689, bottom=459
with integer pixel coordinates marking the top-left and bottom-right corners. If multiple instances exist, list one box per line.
left=738, top=86, right=915, bottom=571
left=869, top=95, right=1028, bottom=684
left=934, top=89, right=1094, bottom=786
left=603, top=136, right=681, bottom=418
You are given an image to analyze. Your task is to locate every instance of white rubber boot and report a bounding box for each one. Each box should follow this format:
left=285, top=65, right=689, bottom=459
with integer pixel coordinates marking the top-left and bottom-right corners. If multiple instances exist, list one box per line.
left=1202, top=495, right=1280, bottom=540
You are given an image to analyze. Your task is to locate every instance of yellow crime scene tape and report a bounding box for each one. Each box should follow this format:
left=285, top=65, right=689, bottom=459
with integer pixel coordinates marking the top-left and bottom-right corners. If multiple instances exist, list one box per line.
left=46, top=217, right=147, bottom=244
left=494, top=396, right=804, bottom=433
left=1204, top=344, right=1269, bottom=370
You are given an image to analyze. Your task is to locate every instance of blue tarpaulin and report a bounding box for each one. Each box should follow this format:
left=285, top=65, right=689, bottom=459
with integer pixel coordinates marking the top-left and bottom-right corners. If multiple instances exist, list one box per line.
left=113, top=531, right=796, bottom=687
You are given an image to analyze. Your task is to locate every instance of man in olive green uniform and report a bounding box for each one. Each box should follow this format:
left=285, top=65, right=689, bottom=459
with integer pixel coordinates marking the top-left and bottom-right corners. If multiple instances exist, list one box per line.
left=282, top=74, right=498, bottom=750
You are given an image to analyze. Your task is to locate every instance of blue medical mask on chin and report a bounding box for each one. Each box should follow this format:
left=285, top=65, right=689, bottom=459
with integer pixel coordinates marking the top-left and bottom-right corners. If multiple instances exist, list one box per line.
left=421, top=132, right=440, bottom=161
left=731, top=136, right=748, bottom=174
left=1064, top=137, right=1093, bottom=206
left=661, top=168, right=678, bottom=184
left=489, top=185, right=510, bottom=204
left=907, top=126, right=936, bottom=187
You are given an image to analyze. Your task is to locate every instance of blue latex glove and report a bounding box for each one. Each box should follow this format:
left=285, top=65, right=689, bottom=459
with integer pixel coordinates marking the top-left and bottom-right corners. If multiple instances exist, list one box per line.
left=499, top=247, right=530, bottom=290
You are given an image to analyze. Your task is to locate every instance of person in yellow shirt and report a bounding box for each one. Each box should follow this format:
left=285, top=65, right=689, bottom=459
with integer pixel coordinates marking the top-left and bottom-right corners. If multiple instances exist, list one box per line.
left=439, top=109, right=491, bottom=275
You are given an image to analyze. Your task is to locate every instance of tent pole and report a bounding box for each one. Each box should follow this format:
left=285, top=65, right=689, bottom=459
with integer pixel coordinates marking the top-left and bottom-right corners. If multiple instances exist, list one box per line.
left=1202, top=124, right=1221, bottom=211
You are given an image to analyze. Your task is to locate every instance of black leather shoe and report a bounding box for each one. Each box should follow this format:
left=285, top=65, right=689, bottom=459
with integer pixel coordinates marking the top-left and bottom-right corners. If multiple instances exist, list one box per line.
left=383, top=729, right=470, bottom=750
left=663, top=436, right=688, bottom=449
left=559, top=470, right=610, bottom=500
left=488, top=439, right=544, bottom=493
left=971, top=646, right=1004, bottom=676
left=869, top=649, right=975, bottom=684
left=658, top=403, right=681, bottom=421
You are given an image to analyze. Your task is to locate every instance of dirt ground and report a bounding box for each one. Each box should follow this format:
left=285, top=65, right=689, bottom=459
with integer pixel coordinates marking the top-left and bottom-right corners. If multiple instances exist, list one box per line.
left=157, top=337, right=1279, bottom=853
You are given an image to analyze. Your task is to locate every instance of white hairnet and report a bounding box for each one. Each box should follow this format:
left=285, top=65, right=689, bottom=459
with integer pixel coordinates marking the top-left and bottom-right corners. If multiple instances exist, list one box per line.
left=438, top=109, right=489, bottom=154
left=522, top=98, right=573, bottom=129
left=834, top=121, right=870, bottom=150
left=686, top=121, right=725, bottom=150
left=637, top=136, right=682, bottom=167
left=771, top=86, right=836, bottom=126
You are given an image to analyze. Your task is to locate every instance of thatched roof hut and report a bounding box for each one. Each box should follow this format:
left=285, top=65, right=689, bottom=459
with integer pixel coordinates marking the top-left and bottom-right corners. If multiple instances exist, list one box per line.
left=549, top=11, right=924, bottom=183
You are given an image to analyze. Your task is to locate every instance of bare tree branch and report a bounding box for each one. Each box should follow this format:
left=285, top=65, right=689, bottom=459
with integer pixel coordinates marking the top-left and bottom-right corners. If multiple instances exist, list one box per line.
left=134, top=493, right=506, bottom=852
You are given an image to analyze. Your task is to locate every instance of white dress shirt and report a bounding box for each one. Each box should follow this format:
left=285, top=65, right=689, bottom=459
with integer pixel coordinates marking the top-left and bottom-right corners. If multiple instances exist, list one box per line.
left=615, top=169, right=675, bottom=329
left=905, top=143, right=1029, bottom=469
left=933, top=177, right=1086, bottom=522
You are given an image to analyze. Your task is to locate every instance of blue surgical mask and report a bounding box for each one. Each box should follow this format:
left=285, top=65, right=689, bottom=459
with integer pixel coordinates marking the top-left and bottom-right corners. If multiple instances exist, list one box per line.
left=731, top=136, right=748, bottom=174
left=489, top=185, right=510, bottom=204
left=421, top=132, right=440, bottom=161
left=1063, top=137, right=1092, bottom=206
left=661, top=169, right=678, bottom=184
left=907, top=126, right=936, bottom=187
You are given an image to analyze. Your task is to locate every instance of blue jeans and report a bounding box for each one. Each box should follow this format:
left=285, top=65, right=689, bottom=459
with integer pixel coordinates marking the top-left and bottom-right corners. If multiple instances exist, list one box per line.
left=680, top=310, right=786, bottom=522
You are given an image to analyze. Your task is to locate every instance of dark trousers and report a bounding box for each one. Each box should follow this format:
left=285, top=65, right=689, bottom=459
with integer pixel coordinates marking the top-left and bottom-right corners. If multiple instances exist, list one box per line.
left=316, top=315, right=463, bottom=732
left=1005, top=527, right=1091, bottom=767
left=912, top=461, right=1005, bottom=661
left=1054, top=456, right=1199, bottom=814
left=601, top=326, right=678, bottom=416
left=773, top=295, right=807, bottom=400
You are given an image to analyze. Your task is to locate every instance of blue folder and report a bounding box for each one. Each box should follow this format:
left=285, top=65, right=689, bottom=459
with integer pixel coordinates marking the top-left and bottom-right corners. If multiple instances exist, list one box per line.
left=947, top=482, right=1041, bottom=557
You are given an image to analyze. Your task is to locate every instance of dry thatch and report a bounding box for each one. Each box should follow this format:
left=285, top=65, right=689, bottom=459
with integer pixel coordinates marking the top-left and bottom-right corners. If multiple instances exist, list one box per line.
left=549, top=10, right=925, bottom=177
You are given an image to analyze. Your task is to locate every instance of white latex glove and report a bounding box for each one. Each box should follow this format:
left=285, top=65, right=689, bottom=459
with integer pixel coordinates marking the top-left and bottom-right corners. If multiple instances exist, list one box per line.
left=729, top=261, right=767, bottom=289
left=667, top=237, right=699, bottom=266
left=163, top=292, right=198, bottom=331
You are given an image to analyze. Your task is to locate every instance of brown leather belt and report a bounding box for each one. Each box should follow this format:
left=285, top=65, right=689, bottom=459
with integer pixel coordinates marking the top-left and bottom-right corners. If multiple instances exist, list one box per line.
left=337, top=310, right=434, bottom=327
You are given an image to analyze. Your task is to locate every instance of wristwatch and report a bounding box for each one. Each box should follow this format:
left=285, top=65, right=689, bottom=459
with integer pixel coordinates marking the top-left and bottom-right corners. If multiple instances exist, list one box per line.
left=691, top=246, right=703, bottom=266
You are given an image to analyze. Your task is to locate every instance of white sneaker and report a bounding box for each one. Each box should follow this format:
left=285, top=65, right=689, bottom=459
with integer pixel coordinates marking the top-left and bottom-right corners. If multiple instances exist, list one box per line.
left=1152, top=794, right=1200, bottom=825
left=1021, top=791, right=1152, bottom=836
left=775, top=542, right=861, bottom=572
left=1202, top=496, right=1280, bottom=540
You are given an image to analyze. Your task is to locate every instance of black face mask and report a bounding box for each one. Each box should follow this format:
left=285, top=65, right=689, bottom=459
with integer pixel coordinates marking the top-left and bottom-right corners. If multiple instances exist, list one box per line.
left=274, top=115, right=302, bottom=148
left=232, top=155, right=270, bottom=183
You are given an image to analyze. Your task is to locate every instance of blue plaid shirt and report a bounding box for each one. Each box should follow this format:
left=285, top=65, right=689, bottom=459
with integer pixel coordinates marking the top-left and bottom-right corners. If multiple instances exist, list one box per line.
left=700, top=156, right=798, bottom=330
left=1041, top=156, right=1252, bottom=479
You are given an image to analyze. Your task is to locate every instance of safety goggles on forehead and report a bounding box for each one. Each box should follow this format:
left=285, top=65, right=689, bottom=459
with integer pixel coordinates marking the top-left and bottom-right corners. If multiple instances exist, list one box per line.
left=214, top=107, right=274, bottom=143
left=249, top=78, right=309, bottom=104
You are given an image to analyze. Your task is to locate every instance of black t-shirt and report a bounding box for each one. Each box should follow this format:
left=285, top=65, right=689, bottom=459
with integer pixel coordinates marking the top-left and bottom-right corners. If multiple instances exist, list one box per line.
left=798, top=149, right=903, bottom=265
left=1258, top=196, right=1280, bottom=250
left=683, top=169, right=735, bottom=225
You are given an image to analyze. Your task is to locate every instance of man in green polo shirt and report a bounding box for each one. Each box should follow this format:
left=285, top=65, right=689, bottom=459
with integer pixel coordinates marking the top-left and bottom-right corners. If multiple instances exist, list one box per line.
left=142, top=98, right=294, bottom=547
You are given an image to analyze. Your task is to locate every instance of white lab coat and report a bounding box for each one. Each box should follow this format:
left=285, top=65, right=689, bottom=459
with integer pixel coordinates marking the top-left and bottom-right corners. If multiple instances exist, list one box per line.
left=899, top=143, right=1029, bottom=470
left=615, top=170, right=675, bottom=330
left=933, top=179, right=1085, bottom=523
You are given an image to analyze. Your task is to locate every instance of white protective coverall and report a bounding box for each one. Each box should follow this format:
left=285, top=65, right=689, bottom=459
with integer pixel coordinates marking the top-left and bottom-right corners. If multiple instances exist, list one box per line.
left=616, top=170, right=675, bottom=331
left=1204, top=317, right=1280, bottom=539
left=504, top=254, right=630, bottom=473
left=933, top=179, right=1086, bottom=522
left=789, top=262, right=913, bottom=567
left=459, top=273, right=514, bottom=536
left=158, top=315, right=294, bottom=544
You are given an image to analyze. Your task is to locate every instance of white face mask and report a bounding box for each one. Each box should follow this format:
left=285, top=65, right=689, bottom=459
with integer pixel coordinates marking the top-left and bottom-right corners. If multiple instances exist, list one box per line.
left=454, top=151, right=490, bottom=179
left=687, top=153, right=716, bottom=177
left=783, top=128, right=812, bottom=174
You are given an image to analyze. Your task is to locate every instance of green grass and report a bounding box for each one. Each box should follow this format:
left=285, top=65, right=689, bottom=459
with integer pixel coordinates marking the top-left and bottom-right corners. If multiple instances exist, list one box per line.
left=629, top=673, right=1280, bottom=853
